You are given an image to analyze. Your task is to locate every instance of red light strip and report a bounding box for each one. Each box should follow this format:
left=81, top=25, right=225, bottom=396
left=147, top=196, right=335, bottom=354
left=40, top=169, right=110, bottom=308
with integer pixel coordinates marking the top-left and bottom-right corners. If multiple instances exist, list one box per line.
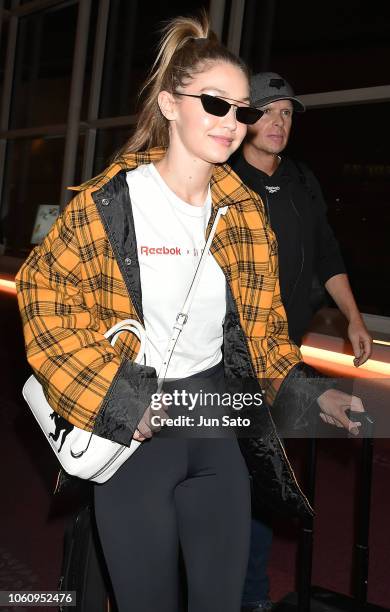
left=301, top=344, right=390, bottom=378
left=0, top=279, right=16, bottom=294
left=0, top=277, right=389, bottom=379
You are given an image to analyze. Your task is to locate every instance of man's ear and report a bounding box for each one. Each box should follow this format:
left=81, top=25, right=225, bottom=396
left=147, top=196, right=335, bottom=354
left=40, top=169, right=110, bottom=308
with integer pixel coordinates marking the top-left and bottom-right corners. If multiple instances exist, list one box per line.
left=158, top=90, right=177, bottom=121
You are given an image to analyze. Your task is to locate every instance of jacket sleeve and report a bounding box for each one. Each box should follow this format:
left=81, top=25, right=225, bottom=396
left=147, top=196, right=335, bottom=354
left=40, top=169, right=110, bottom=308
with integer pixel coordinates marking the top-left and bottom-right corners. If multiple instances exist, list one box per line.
left=264, top=229, right=334, bottom=423
left=306, top=167, right=346, bottom=284
left=265, top=232, right=302, bottom=379
left=16, top=195, right=157, bottom=447
left=265, top=269, right=334, bottom=429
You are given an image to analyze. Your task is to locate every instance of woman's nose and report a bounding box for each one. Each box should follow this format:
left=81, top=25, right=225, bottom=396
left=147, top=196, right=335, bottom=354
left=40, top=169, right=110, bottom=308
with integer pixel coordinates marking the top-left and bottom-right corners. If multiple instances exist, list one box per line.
left=222, top=105, right=238, bottom=130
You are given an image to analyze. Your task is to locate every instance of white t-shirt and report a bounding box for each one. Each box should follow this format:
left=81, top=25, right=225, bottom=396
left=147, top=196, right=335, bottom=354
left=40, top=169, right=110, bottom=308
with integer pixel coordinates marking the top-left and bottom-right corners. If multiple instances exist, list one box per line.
left=126, top=163, right=226, bottom=379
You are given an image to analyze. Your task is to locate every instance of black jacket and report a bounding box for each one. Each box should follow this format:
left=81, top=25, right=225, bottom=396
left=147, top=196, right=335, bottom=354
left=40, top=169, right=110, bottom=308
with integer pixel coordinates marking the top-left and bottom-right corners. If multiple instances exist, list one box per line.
left=30, top=157, right=334, bottom=520
left=55, top=171, right=333, bottom=519
left=230, top=153, right=346, bottom=345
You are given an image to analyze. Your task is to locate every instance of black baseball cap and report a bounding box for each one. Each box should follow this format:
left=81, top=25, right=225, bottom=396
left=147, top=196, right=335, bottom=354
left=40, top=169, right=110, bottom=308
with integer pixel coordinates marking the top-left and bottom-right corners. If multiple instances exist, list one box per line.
left=250, top=72, right=305, bottom=112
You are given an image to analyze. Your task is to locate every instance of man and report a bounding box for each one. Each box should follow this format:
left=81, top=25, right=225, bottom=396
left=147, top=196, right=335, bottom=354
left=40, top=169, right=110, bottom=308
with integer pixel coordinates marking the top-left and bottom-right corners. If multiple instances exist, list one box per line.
left=229, top=72, right=372, bottom=611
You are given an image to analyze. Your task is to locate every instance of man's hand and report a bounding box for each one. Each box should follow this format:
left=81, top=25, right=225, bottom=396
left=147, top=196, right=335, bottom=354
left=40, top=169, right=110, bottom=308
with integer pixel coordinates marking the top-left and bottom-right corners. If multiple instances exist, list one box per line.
left=132, top=393, right=169, bottom=442
left=317, top=389, right=364, bottom=435
left=348, top=317, right=373, bottom=367
left=324, top=274, right=372, bottom=367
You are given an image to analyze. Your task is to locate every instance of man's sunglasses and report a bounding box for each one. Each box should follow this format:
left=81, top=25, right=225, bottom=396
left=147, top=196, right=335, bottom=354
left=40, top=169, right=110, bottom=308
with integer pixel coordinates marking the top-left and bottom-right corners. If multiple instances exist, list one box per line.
left=173, top=92, right=263, bottom=125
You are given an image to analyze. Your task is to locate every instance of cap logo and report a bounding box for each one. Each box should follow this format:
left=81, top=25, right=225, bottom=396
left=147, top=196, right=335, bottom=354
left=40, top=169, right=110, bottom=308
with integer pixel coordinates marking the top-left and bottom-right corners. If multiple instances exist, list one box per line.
left=269, top=78, right=285, bottom=90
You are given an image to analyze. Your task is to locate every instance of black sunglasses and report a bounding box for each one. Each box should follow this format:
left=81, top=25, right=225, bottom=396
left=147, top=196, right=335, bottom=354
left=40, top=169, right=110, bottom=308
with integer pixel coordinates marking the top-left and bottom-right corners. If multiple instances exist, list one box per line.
left=173, top=92, right=263, bottom=125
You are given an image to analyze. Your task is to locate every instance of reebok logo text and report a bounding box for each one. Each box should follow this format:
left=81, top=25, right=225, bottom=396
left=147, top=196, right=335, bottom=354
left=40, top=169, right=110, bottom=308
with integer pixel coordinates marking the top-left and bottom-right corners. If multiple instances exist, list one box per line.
left=140, top=246, right=181, bottom=256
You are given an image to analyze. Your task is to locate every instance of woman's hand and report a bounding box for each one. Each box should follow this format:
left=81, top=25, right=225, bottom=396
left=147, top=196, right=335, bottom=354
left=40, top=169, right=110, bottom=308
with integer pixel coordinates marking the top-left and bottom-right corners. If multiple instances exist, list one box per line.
left=317, top=389, right=364, bottom=435
left=132, top=393, right=169, bottom=442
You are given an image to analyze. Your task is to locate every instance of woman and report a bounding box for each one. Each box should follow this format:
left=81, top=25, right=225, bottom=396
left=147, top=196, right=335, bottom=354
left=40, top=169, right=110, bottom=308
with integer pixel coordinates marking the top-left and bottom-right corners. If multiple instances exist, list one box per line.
left=16, top=13, right=363, bottom=612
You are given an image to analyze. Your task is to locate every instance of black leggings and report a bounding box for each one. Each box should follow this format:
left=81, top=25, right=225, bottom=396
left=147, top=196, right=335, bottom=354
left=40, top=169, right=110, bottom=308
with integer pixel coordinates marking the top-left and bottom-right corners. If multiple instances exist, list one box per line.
left=94, top=364, right=251, bottom=612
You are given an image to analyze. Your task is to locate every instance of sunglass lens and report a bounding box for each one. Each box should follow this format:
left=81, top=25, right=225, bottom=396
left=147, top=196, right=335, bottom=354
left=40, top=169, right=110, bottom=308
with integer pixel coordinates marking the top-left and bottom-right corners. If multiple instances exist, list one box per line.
left=200, top=94, right=263, bottom=125
left=200, top=94, right=230, bottom=117
left=236, top=107, right=264, bottom=125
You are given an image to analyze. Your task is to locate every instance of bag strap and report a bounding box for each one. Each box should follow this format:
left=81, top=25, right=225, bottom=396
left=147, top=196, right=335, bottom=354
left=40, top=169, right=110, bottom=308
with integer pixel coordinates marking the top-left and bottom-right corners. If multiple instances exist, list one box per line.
left=105, top=318, right=148, bottom=364
left=156, top=205, right=229, bottom=388
left=104, top=205, right=229, bottom=391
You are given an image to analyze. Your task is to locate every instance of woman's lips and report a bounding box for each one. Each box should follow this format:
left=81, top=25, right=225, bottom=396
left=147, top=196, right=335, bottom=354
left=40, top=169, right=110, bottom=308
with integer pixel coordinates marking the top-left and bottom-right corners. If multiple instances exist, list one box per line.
left=209, top=135, right=234, bottom=147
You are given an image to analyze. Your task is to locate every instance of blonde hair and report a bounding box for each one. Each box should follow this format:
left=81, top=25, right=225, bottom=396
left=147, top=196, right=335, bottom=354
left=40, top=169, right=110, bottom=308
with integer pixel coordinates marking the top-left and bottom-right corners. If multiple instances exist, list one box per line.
left=116, top=12, right=249, bottom=156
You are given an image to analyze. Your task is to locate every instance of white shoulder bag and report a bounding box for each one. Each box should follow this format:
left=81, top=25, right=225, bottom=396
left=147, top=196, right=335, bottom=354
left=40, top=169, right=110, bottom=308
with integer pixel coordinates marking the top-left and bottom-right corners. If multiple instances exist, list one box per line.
left=22, top=206, right=228, bottom=483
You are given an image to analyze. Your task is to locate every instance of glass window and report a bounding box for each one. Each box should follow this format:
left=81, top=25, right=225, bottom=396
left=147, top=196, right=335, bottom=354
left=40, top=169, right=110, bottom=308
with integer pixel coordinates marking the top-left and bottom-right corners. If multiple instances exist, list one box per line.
left=0, top=19, right=7, bottom=93
left=1, top=137, right=64, bottom=257
left=287, top=102, right=390, bottom=316
left=0, top=134, right=85, bottom=257
left=99, top=0, right=210, bottom=119
left=80, top=0, right=99, bottom=121
left=244, top=1, right=390, bottom=95
left=93, top=126, right=134, bottom=175
left=10, top=2, right=78, bottom=129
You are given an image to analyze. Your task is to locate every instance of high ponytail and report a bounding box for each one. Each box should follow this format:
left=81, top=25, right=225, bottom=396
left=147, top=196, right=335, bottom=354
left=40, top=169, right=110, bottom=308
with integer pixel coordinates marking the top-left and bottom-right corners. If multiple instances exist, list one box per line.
left=115, top=11, right=248, bottom=156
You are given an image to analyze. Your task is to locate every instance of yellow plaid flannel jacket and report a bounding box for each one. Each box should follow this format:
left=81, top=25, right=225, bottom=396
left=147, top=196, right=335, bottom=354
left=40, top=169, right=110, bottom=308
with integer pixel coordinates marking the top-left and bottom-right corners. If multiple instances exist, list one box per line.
left=16, top=147, right=301, bottom=438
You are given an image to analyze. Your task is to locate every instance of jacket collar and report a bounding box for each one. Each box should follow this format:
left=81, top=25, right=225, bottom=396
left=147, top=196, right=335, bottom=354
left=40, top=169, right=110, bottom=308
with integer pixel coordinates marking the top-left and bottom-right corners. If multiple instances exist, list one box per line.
left=69, top=147, right=262, bottom=211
